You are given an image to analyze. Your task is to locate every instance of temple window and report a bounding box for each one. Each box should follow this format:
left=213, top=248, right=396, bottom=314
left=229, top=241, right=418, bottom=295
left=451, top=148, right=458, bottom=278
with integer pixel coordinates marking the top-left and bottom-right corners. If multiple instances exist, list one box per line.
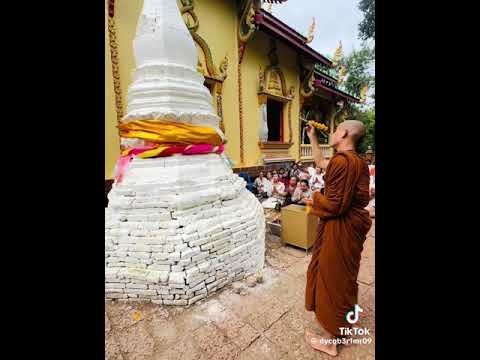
left=266, top=98, right=284, bottom=141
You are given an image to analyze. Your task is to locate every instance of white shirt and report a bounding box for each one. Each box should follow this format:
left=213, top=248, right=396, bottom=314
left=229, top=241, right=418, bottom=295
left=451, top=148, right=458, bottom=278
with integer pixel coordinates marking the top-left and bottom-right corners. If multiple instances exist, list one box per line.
left=310, top=173, right=325, bottom=191
left=271, top=181, right=286, bottom=200
left=254, top=177, right=270, bottom=193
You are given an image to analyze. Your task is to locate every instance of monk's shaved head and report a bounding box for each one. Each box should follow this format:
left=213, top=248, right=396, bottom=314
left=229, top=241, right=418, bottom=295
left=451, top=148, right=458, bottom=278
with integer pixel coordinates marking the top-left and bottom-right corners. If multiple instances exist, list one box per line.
left=338, top=120, right=366, bottom=143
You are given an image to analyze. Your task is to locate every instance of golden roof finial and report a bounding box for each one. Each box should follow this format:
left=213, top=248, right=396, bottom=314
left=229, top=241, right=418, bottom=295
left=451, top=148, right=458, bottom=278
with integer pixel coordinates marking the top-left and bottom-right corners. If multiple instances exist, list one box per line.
left=337, top=66, right=347, bottom=84
left=360, top=84, right=369, bottom=103
left=306, top=17, right=316, bottom=44
left=219, top=54, right=229, bottom=79
left=332, top=40, right=343, bottom=67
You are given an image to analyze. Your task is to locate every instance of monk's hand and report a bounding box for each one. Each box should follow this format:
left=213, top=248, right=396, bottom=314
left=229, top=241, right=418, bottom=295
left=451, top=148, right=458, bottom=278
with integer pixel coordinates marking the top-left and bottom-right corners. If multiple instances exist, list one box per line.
left=306, top=124, right=316, bottom=140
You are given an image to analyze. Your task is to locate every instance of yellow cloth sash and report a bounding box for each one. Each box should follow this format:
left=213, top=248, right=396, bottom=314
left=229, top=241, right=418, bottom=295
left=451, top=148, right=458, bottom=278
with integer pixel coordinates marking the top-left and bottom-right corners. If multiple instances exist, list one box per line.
left=118, top=120, right=223, bottom=158
left=118, top=120, right=222, bottom=145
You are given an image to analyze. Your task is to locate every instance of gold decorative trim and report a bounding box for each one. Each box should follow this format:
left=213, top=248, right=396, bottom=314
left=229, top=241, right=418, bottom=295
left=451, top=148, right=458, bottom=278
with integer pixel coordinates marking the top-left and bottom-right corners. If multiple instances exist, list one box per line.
left=181, top=1, right=227, bottom=82
left=215, top=83, right=225, bottom=133
left=288, top=86, right=295, bottom=143
left=237, top=0, right=258, bottom=64
left=257, top=91, right=292, bottom=103
left=238, top=61, right=245, bottom=165
left=238, top=42, right=247, bottom=64
left=193, top=32, right=218, bottom=78
left=218, top=54, right=229, bottom=80
left=107, top=0, right=124, bottom=122
left=239, top=0, right=256, bottom=43
left=259, top=40, right=293, bottom=100
left=258, top=142, right=293, bottom=150
left=300, top=68, right=315, bottom=98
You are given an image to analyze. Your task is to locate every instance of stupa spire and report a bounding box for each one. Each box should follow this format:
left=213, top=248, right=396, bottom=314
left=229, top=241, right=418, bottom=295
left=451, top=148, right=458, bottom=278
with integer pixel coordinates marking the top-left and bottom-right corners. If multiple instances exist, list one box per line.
left=124, top=0, right=220, bottom=134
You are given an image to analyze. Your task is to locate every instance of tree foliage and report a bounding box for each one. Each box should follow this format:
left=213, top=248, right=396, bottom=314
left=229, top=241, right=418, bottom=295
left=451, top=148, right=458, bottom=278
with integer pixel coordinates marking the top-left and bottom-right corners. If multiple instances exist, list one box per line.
left=337, top=44, right=375, bottom=152
left=356, top=108, right=375, bottom=153
left=339, top=46, right=375, bottom=100
left=358, top=0, right=375, bottom=41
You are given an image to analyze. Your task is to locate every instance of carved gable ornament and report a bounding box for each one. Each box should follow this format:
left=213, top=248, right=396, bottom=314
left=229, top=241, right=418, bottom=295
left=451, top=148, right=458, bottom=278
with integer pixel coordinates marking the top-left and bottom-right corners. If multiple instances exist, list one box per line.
left=258, top=40, right=293, bottom=102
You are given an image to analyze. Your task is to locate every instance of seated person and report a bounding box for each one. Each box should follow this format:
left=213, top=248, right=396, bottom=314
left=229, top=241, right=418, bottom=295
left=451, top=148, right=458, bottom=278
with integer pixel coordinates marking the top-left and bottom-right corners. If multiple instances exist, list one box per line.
left=366, top=177, right=375, bottom=218
left=278, top=167, right=289, bottom=186
left=266, top=171, right=273, bottom=182
left=253, top=171, right=272, bottom=198
left=297, top=164, right=311, bottom=181
left=309, top=167, right=325, bottom=192
left=284, top=176, right=299, bottom=205
left=271, top=174, right=287, bottom=204
left=288, top=163, right=299, bottom=178
left=291, top=179, right=312, bottom=205
left=286, top=176, right=298, bottom=196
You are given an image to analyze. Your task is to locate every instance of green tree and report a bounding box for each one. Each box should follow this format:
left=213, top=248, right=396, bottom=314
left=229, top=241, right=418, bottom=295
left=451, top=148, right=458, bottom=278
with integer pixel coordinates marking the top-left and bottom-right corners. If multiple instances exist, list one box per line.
left=336, top=45, right=375, bottom=152
left=356, top=108, right=375, bottom=153
left=339, top=45, right=374, bottom=100
left=358, top=0, right=375, bottom=41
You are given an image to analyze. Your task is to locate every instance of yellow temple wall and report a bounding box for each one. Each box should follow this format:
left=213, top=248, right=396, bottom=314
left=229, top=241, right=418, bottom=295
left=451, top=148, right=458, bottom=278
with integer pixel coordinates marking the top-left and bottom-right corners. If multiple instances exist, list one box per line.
left=104, top=0, right=143, bottom=180
left=242, top=31, right=301, bottom=165
left=105, top=8, right=120, bottom=180
left=193, top=0, right=241, bottom=166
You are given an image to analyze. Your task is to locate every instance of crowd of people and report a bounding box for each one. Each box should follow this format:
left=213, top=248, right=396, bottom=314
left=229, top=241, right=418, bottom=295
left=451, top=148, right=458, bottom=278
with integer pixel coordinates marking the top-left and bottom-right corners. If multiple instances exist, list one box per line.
left=253, top=162, right=324, bottom=210
left=251, top=159, right=375, bottom=217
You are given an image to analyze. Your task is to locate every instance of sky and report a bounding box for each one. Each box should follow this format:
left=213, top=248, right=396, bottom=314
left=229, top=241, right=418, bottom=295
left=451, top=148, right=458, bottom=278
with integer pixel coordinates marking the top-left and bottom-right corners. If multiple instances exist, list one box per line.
left=267, top=0, right=364, bottom=58
left=269, top=0, right=375, bottom=106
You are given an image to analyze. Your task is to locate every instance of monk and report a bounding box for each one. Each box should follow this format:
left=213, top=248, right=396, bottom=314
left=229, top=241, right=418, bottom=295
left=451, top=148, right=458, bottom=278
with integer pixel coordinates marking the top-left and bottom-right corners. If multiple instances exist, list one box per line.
left=303, top=120, right=372, bottom=356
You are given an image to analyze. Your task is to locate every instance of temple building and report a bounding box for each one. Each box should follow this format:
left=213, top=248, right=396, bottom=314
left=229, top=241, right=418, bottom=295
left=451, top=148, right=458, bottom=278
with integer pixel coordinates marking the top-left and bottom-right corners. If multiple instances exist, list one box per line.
left=105, top=0, right=360, bottom=190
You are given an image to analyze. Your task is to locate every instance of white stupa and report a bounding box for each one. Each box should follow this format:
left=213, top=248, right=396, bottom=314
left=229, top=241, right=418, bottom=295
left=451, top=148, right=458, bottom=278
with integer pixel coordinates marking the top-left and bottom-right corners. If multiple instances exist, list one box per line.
left=105, top=0, right=265, bottom=305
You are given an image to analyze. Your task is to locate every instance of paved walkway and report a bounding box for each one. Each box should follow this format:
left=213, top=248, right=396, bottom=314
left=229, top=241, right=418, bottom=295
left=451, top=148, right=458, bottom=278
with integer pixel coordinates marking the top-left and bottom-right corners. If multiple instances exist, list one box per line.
left=106, top=220, right=375, bottom=360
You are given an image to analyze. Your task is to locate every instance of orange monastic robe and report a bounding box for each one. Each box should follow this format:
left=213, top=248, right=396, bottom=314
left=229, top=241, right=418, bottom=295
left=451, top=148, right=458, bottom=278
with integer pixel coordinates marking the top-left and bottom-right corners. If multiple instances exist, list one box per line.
left=305, top=150, right=371, bottom=337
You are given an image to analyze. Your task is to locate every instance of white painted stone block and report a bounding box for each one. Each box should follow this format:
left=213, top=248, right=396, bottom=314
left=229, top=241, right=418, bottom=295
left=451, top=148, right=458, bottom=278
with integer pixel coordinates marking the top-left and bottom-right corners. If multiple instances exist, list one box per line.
left=187, top=273, right=208, bottom=288
left=148, top=264, right=170, bottom=271
left=105, top=283, right=125, bottom=289
left=126, top=289, right=157, bottom=296
left=205, top=276, right=216, bottom=284
left=188, top=237, right=211, bottom=247
left=126, top=283, right=148, bottom=289
left=188, top=293, right=207, bottom=305
left=106, top=288, right=125, bottom=294
left=163, top=299, right=188, bottom=306
left=169, top=272, right=185, bottom=285
left=192, top=252, right=209, bottom=263
left=197, top=261, right=211, bottom=273
left=106, top=293, right=128, bottom=299
left=147, top=270, right=169, bottom=284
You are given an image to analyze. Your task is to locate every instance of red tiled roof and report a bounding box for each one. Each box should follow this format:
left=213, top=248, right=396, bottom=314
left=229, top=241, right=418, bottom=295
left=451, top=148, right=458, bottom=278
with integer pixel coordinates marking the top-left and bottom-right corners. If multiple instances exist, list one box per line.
left=254, top=9, right=332, bottom=67
left=314, top=79, right=360, bottom=103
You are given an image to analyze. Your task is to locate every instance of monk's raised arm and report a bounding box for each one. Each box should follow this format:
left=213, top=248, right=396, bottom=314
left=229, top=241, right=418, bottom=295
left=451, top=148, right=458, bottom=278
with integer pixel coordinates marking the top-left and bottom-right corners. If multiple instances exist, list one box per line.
left=306, top=125, right=329, bottom=170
